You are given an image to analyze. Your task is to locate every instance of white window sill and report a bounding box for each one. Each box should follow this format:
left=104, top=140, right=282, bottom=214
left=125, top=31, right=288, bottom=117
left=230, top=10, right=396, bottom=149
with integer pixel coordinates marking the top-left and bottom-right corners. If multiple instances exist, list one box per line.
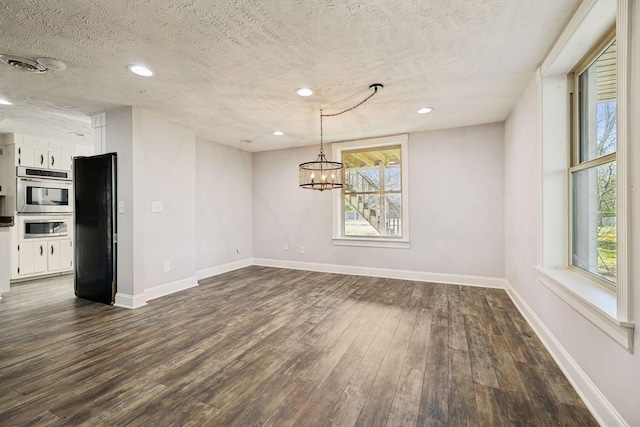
left=536, top=266, right=634, bottom=352
left=332, top=237, right=410, bottom=249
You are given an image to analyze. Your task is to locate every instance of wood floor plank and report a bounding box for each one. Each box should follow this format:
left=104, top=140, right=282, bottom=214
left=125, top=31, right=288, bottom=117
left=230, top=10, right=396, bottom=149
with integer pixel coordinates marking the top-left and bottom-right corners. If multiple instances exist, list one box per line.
left=404, top=307, right=433, bottom=371
left=419, top=286, right=450, bottom=424
left=464, top=313, right=500, bottom=388
left=355, top=335, right=411, bottom=427
left=516, top=361, right=576, bottom=426
left=386, top=366, right=423, bottom=427
left=474, top=384, right=505, bottom=427
left=0, top=268, right=597, bottom=426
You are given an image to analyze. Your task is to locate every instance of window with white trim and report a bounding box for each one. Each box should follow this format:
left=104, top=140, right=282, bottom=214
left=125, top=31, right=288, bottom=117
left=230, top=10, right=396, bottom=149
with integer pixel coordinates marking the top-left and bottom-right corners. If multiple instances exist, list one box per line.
left=570, top=33, right=617, bottom=290
left=332, top=135, right=409, bottom=248
left=538, top=0, right=633, bottom=351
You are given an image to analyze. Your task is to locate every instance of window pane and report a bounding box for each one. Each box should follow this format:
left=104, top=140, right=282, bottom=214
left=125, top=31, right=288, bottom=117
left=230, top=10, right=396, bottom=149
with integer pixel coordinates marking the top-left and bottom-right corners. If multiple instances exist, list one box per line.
left=344, top=193, right=402, bottom=237
left=571, top=161, right=617, bottom=284
left=342, top=145, right=402, bottom=237
left=578, top=40, right=617, bottom=163
left=344, top=194, right=381, bottom=236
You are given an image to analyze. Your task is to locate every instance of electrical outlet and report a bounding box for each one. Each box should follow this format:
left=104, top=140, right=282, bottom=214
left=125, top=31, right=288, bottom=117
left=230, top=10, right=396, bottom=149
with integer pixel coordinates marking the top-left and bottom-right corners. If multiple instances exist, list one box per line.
left=151, top=201, right=163, bottom=213
left=163, top=261, right=171, bottom=272
left=299, top=246, right=305, bottom=255
left=284, top=243, right=289, bottom=251
left=118, top=201, right=125, bottom=214
left=236, top=247, right=242, bottom=253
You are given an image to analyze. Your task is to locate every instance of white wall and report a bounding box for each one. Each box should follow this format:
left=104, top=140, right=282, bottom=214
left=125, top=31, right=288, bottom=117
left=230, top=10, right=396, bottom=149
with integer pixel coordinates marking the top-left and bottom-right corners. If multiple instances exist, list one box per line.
left=195, top=137, right=253, bottom=274
left=139, top=112, right=197, bottom=291
left=504, top=19, right=640, bottom=422
left=106, top=107, right=198, bottom=306
left=252, top=122, right=505, bottom=281
left=105, top=107, right=139, bottom=298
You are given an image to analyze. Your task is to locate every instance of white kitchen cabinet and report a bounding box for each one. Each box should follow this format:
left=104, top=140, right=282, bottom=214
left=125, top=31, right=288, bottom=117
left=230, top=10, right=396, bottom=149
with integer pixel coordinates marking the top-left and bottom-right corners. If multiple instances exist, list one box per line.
left=60, top=239, right=73, bottom=270
left=34, top=148, right=48, bottom=168
left=59, top=152, right=74, bottom=172
left=17, top=145, right=35, bottom=167
left=17, top=242, right=35, bottom=275
left=48, top=241, right=61, bottom=271
left=33, top=242, right=48, bottom=273
left=16, top=239, right=73, bottom=277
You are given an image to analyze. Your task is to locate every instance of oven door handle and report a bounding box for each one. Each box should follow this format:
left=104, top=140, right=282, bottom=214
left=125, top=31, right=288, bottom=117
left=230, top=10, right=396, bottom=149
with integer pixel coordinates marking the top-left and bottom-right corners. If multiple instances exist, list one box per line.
left=26, top=232, right=68, bottom=239
left=18, top=177, right=71, bottom=185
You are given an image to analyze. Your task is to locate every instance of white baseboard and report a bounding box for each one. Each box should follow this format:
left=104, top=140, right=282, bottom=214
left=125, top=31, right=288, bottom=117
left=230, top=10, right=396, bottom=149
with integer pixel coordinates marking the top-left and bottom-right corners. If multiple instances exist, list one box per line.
left=252, top=258, right=507, bottom=289
left=144, top=276, right=198, bottom=302
left=504, top=281, right=628, bottom=427
left=196, top=258, right=253, bottom=281
left=114, top=292, right=147, bottom=309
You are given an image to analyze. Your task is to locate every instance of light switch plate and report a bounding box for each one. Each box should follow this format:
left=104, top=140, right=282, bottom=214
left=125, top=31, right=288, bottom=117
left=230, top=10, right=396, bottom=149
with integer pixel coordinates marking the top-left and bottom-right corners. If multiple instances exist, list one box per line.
left=118, top=201, right=125, bottom=214
left=151, top=201, right=163, bottom=213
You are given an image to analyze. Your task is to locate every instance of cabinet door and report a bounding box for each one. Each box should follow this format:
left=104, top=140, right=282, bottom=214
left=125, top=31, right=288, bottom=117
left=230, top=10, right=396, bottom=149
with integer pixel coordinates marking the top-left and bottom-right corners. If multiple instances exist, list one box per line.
left=49, top=150, right=67, bottom=170
left=48, top=241, right=61, bottom=271
left=60, top=239, right=73, bottom=270
left=17, top=242, right=34, bottom=275
left=34, top=148, right=48, bottom=168
left=18, top=146, right=35, bottom=167
left=33, top=242, right=47, bottom=273
left=61, top=152, right=74, bottom=171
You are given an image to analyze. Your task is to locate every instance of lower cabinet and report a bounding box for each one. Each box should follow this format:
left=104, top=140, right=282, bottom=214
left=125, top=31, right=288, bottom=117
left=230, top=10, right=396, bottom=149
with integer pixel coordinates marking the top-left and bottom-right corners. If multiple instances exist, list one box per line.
left=17, top=239, right=73, bottom=276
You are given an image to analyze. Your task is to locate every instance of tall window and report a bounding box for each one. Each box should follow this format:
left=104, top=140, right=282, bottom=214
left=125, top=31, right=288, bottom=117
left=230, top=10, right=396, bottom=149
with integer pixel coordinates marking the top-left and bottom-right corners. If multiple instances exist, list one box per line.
left=342, top=145, right=402, bottom=237
left=332, top=135, right=409, bottom=247
left=570, top=34, right=617, bottom=289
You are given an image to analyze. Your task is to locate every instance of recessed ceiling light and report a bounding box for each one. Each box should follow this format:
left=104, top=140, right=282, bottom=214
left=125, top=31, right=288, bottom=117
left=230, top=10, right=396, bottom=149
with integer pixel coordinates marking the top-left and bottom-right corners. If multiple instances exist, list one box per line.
left=273, top=130, right=284, bottom=136
left=127, top=64, right=154, bottom=77
left=69, top=132, right=86, bottom=137
left=417, top=107, right=434, bottom=114
left=296, top=87, right=314, bottom=97
left=0, top=98, right=12, bottom=105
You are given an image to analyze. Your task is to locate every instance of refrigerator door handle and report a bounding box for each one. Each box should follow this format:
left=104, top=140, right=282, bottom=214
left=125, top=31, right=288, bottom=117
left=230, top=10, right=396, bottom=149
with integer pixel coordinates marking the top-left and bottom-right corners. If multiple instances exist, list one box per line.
left=113, top=233, right=117, bottom=243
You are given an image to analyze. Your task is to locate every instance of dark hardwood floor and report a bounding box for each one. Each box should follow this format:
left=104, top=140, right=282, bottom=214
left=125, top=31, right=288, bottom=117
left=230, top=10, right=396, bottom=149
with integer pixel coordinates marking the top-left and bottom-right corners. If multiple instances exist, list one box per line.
left=0, top=266, right=597, bottom=426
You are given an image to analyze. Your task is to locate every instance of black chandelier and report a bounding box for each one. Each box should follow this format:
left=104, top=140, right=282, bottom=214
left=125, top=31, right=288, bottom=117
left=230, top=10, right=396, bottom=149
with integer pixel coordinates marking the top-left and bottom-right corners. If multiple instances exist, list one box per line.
left=299, top=83, right=383, bottom=191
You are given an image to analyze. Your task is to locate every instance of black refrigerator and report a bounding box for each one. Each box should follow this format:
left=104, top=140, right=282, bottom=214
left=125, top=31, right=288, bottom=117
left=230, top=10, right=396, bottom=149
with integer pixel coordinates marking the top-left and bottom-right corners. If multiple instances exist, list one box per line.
left=73, top=153, right=117, bottom=305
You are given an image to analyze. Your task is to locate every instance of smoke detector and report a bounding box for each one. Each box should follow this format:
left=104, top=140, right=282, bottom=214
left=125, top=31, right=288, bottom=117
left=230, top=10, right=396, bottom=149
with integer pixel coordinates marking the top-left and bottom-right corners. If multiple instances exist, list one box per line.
left=0, top=54, right=66, bottom=73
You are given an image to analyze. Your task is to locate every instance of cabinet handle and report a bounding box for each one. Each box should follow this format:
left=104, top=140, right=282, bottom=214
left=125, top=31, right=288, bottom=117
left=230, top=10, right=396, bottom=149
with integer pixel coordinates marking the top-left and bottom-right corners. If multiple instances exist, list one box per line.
left=51, top=245, right=54, bottom=255
left=40, top=154, right=44, bottom=165
left=40, top=245, right=43, bottom=256
left=51, top=155, right=55, bottom=167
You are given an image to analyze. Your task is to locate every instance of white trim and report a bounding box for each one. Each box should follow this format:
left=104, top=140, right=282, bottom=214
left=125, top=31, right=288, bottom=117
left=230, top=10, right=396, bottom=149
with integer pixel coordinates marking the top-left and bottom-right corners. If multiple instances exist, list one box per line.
left=144, top=276, right=198, bottom=302
left=114, top=292, right=147, bottom=309
left=505, top=280, right=630, bottom=427
left=196, top=258, right=253, bottom=281
left=252, top=257, right=507, bottom=289
left=332, top=237, right=410, bottom=249
left=537, top=267, right=634, bottom=351
left=615, top=0, right=631, bottom=322
left=541, top=0, right=616, bottom=76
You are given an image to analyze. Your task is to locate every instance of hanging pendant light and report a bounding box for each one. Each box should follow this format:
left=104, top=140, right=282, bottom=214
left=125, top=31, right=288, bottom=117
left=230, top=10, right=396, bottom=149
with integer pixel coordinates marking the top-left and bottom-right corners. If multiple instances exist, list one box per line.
left=299, top=84, right=383, bottom=191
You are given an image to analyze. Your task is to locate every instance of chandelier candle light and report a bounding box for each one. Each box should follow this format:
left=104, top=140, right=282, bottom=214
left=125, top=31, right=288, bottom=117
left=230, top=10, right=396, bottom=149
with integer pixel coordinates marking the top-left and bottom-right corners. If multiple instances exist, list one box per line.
left=299, top=83, right=383, bottom=191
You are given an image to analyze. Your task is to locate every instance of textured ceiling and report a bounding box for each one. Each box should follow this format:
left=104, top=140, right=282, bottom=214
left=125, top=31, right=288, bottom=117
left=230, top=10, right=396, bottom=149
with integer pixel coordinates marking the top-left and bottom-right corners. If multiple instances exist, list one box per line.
left=0, top=0, right=580, bottom=152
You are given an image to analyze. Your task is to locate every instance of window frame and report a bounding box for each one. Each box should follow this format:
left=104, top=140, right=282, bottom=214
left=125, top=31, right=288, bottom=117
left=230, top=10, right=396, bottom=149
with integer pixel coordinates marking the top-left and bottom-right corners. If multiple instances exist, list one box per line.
left=332, top=134, right=410, bottom=248
left=568, top=30, right=618, bottom=292
left=537, top=0, right=633, bottom=351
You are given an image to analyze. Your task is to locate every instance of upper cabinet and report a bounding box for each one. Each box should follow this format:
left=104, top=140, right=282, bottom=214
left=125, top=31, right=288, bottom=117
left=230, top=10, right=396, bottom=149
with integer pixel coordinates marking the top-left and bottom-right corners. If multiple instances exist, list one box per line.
left=6, top=134, right=75, bottom=172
